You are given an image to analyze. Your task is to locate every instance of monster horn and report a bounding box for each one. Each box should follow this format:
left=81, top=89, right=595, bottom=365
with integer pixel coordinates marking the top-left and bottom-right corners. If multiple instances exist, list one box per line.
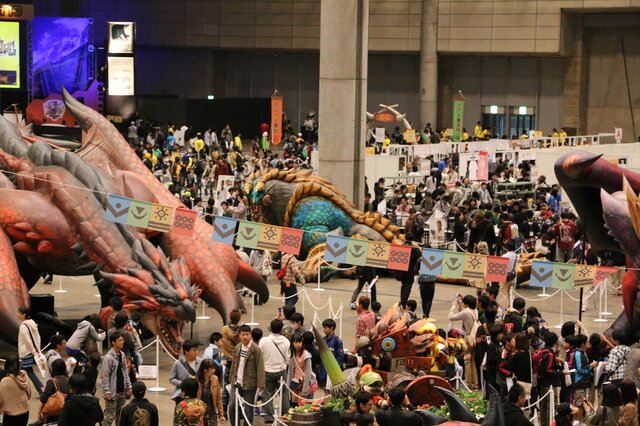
left=481, top=385, right=505, bottom=426
left=433, top=386, right=478, bottom=423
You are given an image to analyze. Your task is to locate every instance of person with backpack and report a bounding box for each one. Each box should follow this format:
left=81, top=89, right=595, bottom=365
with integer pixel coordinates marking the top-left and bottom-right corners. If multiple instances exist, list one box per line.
left=503, top=297, right=525, bottom=334
left=483, top=323, right=504, bottom=399
left=173, top=378, right=211, bottom=426
left=534, top=331, right=562, bottom=426
left=603, top=329, right=630, bottom=386
left=554, top=211, right=577, bottom=262
left=584, top=383, right=621, bottom=426
left=118, top=381, right=158, bottom=426
left=58, top=373, right=104, bottom=426
left=170, top=340, right=203, bottom=403
left=567, top=334, right=598, bottom=422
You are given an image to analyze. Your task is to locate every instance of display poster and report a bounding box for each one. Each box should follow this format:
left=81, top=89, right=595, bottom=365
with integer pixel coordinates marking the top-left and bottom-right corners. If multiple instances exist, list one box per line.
left=107, top=56, right=135, bottom=96
left=452, top=91, right=465, bottom=142
left=374, top=127, right=385, bottom=143
left=270, top=91, right=283, bottom=145
left=405, top=128, right=417, bottom=144
left=0, top=21, right=20, bottom=89
left=108, top=22, right=135, bottom=54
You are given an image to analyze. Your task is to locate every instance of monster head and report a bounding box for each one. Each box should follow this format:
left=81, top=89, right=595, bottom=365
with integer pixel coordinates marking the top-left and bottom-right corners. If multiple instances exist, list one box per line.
left=99, top=238, right=198, bottom=356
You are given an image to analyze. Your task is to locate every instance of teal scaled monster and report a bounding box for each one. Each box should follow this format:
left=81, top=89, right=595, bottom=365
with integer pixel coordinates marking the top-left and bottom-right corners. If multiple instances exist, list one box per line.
left=243, top=168, right=404, bottom=265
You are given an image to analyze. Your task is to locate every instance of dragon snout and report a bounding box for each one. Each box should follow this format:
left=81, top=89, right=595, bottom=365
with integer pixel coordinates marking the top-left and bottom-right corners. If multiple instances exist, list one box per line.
left=174, top=299, right=196, bottom=323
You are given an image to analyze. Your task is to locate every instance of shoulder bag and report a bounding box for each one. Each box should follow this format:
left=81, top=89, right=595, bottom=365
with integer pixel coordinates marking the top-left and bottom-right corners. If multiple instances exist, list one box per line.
left=40, top=378, right=66, bottom=418
left=25, top=324, right=49, bottom=379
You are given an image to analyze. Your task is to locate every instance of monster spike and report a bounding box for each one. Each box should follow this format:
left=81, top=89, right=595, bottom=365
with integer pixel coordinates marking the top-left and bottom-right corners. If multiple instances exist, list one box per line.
left=71, top=242, right=84, bottom=254
left=623, top=176, right=640, bottom=241
left=434, top=386, right=478, bottom=423
left=77, top=262, right=97, bottom=272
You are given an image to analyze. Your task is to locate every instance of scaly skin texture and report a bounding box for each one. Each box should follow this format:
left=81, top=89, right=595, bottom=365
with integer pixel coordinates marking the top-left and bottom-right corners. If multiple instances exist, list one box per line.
left=0, top=116, right=202, bottom=356
left=59, top=90, right=268, bottom=321
left=555, top=150, right=640, bottom=340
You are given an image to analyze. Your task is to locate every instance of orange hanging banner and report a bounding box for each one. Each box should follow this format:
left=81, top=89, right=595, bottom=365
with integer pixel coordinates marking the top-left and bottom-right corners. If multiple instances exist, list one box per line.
left=271, top=91, right=283, bottom=145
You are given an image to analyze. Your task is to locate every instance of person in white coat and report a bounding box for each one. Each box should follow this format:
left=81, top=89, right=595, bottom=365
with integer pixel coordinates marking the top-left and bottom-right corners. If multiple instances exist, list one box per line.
left=17, top=305, right=44, bottom=394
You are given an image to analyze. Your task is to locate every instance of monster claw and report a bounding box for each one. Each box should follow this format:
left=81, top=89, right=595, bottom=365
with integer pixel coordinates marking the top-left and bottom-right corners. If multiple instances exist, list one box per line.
left=78, top=261, right=97, bottom=272
left=71, top=242, right=84, bottom=254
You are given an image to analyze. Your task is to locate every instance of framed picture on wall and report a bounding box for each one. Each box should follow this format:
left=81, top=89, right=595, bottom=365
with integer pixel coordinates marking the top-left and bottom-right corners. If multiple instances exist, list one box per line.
left=107, top=22, right=135, bottom=54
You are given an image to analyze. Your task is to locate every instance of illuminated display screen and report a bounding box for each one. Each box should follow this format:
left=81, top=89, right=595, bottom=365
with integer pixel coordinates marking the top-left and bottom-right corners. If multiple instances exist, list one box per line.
left=0, top=21, right=20, bottom=89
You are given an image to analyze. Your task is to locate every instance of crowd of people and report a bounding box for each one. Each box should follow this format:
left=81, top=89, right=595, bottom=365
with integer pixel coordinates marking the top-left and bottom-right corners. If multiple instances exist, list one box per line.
left=0, top=118, right=636, bottom=426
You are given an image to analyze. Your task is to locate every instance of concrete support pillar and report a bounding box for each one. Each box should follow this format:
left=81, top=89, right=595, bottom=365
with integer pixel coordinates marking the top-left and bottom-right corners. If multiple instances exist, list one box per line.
left=420, top=0, right=439, bottom=130
left=437, top=56, right=453, bottom=130
left=318, top=0, right=369, bottom=208
left=562, top=14, right=588, bottom=134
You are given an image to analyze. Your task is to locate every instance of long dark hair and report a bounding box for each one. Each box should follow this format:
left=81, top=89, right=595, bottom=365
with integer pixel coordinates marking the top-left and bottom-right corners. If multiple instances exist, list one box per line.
left=4, top=354, right=21, bottom=375
left=196, top=358, right=216, bottom=385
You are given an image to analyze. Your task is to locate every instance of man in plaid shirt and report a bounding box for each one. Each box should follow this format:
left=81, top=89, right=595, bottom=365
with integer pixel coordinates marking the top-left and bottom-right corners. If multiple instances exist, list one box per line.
left=605, top=329, right=630, bottom=385
left=354, top=296, right=376, bottom=351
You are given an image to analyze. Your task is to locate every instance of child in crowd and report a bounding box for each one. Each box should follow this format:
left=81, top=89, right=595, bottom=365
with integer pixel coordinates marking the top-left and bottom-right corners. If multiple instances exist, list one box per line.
left=318, top=319, right=344, bottom=388
left=81, top=353, right=101, bottom=395
left=405, top=300, right=418, bottom=325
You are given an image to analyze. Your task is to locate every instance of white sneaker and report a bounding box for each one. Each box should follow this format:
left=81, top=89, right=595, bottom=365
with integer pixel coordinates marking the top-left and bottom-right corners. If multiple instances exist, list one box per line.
left=350, top=303, right=356, bottom=310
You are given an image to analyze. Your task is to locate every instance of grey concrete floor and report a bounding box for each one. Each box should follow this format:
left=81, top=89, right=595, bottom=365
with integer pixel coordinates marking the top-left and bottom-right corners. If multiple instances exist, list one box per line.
left=0, top=273, right=621, bottom=425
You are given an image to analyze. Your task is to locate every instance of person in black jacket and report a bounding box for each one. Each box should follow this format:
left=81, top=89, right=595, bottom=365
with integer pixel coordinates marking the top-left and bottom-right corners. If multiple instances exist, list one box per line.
left=483, top=323, right=504, bottom=400
left=350, top=266, right=377, bottom=309
left=537, top=332, right=562, bottom=426
left=503, top=383, right=534, bottom=426
left=375, top=388, right=422, bottom=426
left=38, top=359, right=71, bottom=425
left=58, top=373, right=103, bottom=426
left=119, top=381, right=159, bottom=426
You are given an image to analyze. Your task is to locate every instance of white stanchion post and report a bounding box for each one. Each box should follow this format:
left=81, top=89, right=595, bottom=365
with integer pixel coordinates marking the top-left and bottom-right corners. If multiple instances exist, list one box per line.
left=601, top=277, right=612, bottom=316
left=148, top=338, right=166, bottom=392
left=246, top=290, right=259, bottom=326
left=314, top=261, right=325, bottom=292
left=536, top=286, right=547, bottom=298
left=594, top=282, right=608, bottom=323
left=553, top=291, right=565, bottom=329
left=196, top=299, right=211, bottom=320
left=302, top=288, right=306, bottom=318
left=235, top=388, right=239, bottom=426
left=278, top=381, right=283, bottom=420
left=54, top=276, right=67, bottom=294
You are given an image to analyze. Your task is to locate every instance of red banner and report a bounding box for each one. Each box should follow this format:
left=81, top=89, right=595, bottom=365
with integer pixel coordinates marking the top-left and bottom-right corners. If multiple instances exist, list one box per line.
left=387, top=244, right=412, bottom=272
left=278, top=227, right=303, bottom=256
left=477, top=151, right=489, bottom=181
left=485, top=256, right=510, bottom=282
left=171, top=208, right=197, bottom=238
left=271, top=92, right=283, bottom=145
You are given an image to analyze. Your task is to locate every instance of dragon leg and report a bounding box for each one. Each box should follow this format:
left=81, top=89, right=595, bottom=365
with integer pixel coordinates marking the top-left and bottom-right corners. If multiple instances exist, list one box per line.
left=0, top=225, right=30, bottom=344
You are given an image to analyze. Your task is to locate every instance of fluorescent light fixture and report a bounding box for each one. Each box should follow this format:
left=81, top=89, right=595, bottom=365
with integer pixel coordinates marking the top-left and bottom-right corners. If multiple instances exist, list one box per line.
left=519, top=106, right=527, bottom=115
left=207, top=95, right=214, bottom=100
left=490, top=105, right=498, bottom=114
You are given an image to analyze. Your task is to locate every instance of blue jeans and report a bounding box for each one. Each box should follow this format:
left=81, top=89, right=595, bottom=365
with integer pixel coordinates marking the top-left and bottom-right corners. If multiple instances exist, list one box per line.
left=229, top=387, right=257, bottom=426
left=22, top=364, right=43, bottom=393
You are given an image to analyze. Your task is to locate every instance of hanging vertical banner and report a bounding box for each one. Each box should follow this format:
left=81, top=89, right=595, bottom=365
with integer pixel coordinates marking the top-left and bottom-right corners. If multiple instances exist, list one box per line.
left=236, top=221, right=260, bottom=249
left=366, top=241, right=390, bottom=269
left=171, top=208, right=197, bottom=238
left=594, top=266, right=618, bottom=285
left=552, top=263, right=575, bottom=289
left=257, top=224, right=282, bottom=251
left=279, top=227, right=303, bottom=256
left=147, top=203, right=174, bottom=232
left=485, top=256, right=510, bottom=282
left=574, top=265, right=597, bottom=287
left=211, top=216, right=238, bottom=244
left=452, top=90, right=465, bottom=142
left=387, top=244, right=413, bottom=272
left=463, top=253, right=487, bottom=280
left=324, top=235, right=349, bottom=263
left=477, top=151, right=489, bottom=181
left=529, top=261, right=553, bottom=288
left=127, top=200, right=151, bottom=228
left=442, top=251, right=465, bottom=279
left=271, top=91, right=283, bottom=145
left=420, top=248, right=444, bottom=276
left=346, top=239, right=369, bottom=267
left=104, top=195, right=132, bottom=224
